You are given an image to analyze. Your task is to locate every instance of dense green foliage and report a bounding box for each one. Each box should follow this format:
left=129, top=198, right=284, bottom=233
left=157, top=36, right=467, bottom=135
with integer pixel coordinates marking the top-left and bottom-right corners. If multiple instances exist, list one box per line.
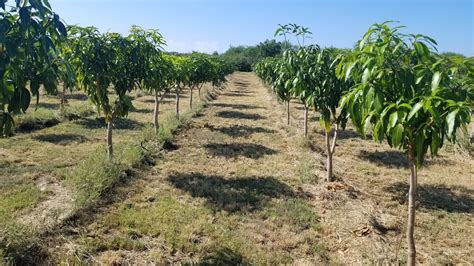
left=221, top=39, right=285, bottom=71
left=0, top=0, right=67, bottom=135
left=1, top=2, right=233, bottom=158
left=339, top=22, right=471, bottom=166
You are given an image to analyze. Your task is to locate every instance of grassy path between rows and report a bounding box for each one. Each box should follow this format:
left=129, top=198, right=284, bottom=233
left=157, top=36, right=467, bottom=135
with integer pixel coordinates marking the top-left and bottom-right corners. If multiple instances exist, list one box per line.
left=5, top=72, right=472, bottom=264
left=43, top=72, right=326, bottom=264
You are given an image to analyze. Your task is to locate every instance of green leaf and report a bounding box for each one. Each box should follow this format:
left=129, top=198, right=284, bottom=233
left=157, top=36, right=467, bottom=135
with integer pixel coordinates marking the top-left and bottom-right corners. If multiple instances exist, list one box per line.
left=345, top=62, right=356, bottom=80
left=407, top=102, right=422, bottom=120
left=446, top=109, right=458, bottom=137
left=431, top=71, right=441, bottom=91
left=362, top=68, right=370, bottom=85
left=430, top=132, right=441, bottom=155
left=389, top=111, right=398, bottom=129
left=415, top=130, right=427, bottom=167
left=391, top=124, right=404, bottom=147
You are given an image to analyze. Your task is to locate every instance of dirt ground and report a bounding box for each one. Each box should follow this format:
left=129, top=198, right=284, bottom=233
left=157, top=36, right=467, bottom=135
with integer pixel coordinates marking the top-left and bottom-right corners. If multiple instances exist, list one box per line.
left=2, top=72, right=473, bottom=264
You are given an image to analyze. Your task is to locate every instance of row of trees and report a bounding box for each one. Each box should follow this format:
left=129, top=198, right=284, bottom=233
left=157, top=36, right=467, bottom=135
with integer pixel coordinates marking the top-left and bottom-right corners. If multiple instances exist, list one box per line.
left=255, top=22, right=472, bottom=265
left=0, top=0, right=233, bottom=158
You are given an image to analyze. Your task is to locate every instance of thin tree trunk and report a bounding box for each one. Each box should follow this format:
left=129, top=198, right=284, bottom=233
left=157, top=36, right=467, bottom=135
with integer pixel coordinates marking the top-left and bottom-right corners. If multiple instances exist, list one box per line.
left=304, top=104, right=308, bottom=138
left=60, top=83, right=66, bottom=111
left=107, top=120, right=113, bottom=159
left=325, top=125, right=338, bottom=182
left=176, top=90, right=180, bottom=118
left=287, top=100, right=290, bottom=125
left=153, top=90, right=160, bottom=133
left=190, top=86, right=193, bottom=109
left=198, top=84, right=203, bottom=98
left=407, top=146, right=417, bottom=266
left=325, top=130, right=333, bottom=182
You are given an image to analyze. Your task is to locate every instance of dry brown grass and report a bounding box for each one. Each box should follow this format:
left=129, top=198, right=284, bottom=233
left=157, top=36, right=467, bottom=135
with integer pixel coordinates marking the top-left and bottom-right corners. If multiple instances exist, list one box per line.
left=1, top=73, right=472, bottom=264
left=268, top=74, right=474, bottom=264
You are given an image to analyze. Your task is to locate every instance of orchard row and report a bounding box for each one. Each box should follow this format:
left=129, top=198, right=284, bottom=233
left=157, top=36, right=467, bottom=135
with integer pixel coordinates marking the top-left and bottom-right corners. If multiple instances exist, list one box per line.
left=255, top=22, right=472, bottom=265
left=0, top=0, right=234, bottom=157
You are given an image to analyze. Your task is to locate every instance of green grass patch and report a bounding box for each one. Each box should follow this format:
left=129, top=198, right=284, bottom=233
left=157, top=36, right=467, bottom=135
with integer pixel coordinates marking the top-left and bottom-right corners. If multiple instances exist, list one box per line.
left=259, top=198, right=320, bottom=232
left=0, top=223, right=41, bottom=265
left=60, top=102, right=95, bottom=121
left=15, top=108, right=60, bottom=132
left=78, top=234, right=146, bottom=253
left=296, top=158, right=316, bottom=184
left=67, top=144, right=145, bottom=209
left=67, top=98, right=209, bottom=210
left=101, top=195, right=212, bottom=254
left=0, top=185, right=44, bottom=264
left=0, top=184, right=44, bottom=224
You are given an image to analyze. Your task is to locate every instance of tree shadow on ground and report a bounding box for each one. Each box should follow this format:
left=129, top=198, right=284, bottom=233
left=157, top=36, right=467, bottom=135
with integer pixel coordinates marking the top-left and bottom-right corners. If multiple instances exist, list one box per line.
left=16, top=118, right=60, bottom=133
left=224, top=92, right=252, bottom=97
left=34, top=102, right=60, bottom=110
left=217, top=111, right=265, bottom=120
left=131, top=108, right=154, bottom=114
left=210, top=125, right=276, bottom=138
left=168, top=172, right=295, bottom=213
left=65, top=93, right=88, bottom=101
left=213, top=103, right=265, bottom=110
left=136, top=98, right=174, bottom=104
left=198, top=247, right=248, bottom=265
left=234, top=81, right=250, bottom=87
left=384, top=182, right=474, bottom=213
left=33, top=133, right=88, bottom=145
left=75, top=117, right=144, bottom=130
left=359, top=150, right=409, bottom=169
left=204, top=143, right=277, bottom=159
left=315, top=129, right=360, bottom=140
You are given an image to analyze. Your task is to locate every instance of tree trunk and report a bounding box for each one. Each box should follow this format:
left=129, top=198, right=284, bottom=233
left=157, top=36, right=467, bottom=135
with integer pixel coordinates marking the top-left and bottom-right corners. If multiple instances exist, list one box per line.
left=325, top=129, right=333, bottom=182
left=190, top=86, right=193, bottom=109
left=153, top=90, right=160, bottom=133
left=107, top=120, right=113, bottom=159
left=304, top=105, right=308, bottom=138
left=60, top=83, right=66, bottom=111
left=407, top=146, right=417, bottom=266
left=325, top=125, right=338, bottom=182
left=198, top=84, right=202, bottom=98
left=176, top=90, right=180, bottom=118
left=287, top=100, right=290, bottom=125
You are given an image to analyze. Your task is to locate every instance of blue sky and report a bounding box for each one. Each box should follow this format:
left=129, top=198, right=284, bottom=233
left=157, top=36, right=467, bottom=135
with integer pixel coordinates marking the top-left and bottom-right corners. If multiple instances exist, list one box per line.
left=49, top=0, right=473, bottom=55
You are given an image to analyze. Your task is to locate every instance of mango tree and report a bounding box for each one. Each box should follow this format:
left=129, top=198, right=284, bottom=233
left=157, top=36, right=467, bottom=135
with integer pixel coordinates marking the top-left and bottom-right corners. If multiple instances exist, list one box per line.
left=128, top=26, right=173, bottom=132
left=69, top=26, right=135, bottom=158
left=57, top=39, right=76, bottom=110
left=285, top=46, right=318, bottom=138
left=339, top=22, right=471, bottom=265
left=274, top=24, right=314, bottom=127
left=274, top=58, right=294, bottom=125
left=209, top=56, right=232, bottom=90
left=254, top=57, right=279, bottom=87
left=0, top=0, right=67, bottom=135
left=193, top=53, right=213, bottom=97
left=188, top=53, right=212, bottom=108
left=169, top=55, right=191, bottom=118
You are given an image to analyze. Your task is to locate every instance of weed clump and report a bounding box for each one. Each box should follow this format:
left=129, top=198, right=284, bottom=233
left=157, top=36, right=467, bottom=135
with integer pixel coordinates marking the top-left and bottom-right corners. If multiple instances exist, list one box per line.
left=67, top=144, right=145, bottom=209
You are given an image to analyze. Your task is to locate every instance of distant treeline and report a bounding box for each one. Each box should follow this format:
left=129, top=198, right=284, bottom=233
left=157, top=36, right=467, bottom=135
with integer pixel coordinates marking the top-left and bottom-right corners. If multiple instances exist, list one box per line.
left=219, top=40, right=470, bottom=72
left=220, top=39, right=285, bottom=71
